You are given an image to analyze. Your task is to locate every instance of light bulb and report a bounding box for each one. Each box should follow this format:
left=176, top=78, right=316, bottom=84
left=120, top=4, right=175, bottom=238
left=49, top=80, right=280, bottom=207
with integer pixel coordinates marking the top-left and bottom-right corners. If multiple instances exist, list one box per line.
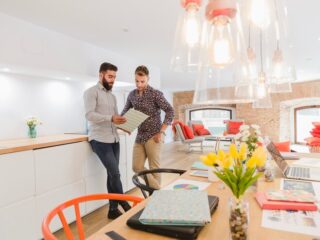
left=249, top=0, right=271, bottom=29
left=209, top=16, right=234, bottom=67
left=271, top=49, right=284, bottom=79
left=184, top=4, right=201, bottom=47
left=256, top=71, right=267, bottom=99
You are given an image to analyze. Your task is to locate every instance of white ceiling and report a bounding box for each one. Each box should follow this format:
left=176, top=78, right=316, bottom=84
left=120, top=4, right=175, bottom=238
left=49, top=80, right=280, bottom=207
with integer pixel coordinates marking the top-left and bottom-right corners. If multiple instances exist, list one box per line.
left=0, top=0, right=320, bottom=91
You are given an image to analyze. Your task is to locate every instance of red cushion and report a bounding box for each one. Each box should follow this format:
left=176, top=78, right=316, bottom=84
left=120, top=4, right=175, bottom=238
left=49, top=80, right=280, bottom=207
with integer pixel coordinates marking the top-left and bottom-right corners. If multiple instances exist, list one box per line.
left=311, top=128, right=320, bottom=134
left=311, top=131, right=320, bottom=138
left=305, top=137, right=320, bottom=146
left=184, top=125, right=194, bottom=139
left=312, top=122, right=320, bottom=128
left=172, top=121, right=187, bottom=139
left=192, top=124, right=204, bottom=136
left=196, top=128, right=211, bottom=136
left=228, top=121, right=243, bottom=134
left=274, top=141, right=290, bottom=152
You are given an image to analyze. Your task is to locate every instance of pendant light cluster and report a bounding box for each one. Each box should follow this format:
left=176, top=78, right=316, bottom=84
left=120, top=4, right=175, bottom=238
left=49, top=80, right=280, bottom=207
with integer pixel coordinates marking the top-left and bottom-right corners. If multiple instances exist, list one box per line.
left=171, top=0, right=295, bottom=108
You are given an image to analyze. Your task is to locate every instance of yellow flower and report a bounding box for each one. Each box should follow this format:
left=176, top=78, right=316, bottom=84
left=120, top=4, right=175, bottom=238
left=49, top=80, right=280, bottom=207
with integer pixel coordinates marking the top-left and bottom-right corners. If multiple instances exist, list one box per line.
left=222, top=153, right=233, bottom=168
left=239, top=143, right=247, bottom=161
left=216, top=150, right=233, bottom=168
left=246, top=155, right=258, bottom=168
left=229, top=144, right=238, bottom=159
left=200, top=152, right=217, bottom=166
left=254, top=147, right=267, bottom=167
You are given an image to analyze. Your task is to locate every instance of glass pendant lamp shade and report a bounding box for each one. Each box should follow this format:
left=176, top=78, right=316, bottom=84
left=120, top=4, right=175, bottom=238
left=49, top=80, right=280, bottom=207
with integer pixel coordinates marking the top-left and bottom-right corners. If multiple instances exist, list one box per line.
left=171, top=0, right=203, bottom=72
left=248, top=0, right=273, bottom=29
left=193, top=0, right=256, bottom=104
left=268, top=8, right=296, bottom=93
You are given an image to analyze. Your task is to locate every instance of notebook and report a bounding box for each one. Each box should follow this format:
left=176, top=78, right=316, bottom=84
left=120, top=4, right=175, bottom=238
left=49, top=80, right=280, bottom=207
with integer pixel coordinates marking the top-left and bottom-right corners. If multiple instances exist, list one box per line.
left=127, top=195, right=219, bottom=240
left=189, top=170, right=208, bottom=178
left=265, top=190, right=316, bottom=203
left=255, top=192, right=318, bottom=211
left=191, top=161, right=209, bottom=171
left=139, top=190, right=211, bottom=226
left=115, top=108, right=149, bottom=133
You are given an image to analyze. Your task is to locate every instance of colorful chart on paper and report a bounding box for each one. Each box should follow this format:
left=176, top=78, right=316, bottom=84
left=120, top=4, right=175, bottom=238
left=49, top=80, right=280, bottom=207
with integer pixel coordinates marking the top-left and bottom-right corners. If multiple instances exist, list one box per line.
left=173, top=184, right=199, bottom=190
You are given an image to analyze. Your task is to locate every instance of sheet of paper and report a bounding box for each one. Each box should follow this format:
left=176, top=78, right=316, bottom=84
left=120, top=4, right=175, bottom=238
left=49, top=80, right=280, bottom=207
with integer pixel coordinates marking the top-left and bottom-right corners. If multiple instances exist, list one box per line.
left=115, top=108, right=149, bottom=133
left=162, top=179, right=210, bottom=191
left=261, top=210, right=320, bottom=237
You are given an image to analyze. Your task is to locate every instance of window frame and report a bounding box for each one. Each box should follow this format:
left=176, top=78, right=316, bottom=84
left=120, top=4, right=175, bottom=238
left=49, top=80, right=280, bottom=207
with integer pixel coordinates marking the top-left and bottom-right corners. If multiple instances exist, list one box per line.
left=189, top=107, right=233, bottom=135
left=294, top=105, right=320, bottom=144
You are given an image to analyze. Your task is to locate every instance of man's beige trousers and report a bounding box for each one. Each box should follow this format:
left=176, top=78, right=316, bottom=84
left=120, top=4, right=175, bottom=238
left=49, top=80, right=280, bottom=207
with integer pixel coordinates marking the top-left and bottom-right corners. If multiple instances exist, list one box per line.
left=132, top=137, right=163, bottom=189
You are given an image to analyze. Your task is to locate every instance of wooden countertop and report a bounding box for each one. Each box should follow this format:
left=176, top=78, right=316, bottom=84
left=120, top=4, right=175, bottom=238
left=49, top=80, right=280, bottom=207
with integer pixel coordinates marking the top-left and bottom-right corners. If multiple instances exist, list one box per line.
left=0, top=134, right=88, bottom=155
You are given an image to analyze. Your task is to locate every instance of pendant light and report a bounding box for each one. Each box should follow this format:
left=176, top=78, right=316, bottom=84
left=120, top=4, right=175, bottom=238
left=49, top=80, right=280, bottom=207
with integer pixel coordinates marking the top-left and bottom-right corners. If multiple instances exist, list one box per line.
left=171, top=0, right=203, bottom=72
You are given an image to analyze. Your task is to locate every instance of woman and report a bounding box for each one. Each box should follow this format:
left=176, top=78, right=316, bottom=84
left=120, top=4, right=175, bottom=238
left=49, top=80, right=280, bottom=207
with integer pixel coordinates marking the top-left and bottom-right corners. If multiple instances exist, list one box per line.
left=121, top=65, right=174, bottom=189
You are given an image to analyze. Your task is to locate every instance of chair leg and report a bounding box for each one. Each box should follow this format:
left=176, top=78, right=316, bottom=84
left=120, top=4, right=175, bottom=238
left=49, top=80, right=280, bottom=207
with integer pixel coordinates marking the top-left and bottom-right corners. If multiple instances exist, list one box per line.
left=187, top=144, right=192, bottom=153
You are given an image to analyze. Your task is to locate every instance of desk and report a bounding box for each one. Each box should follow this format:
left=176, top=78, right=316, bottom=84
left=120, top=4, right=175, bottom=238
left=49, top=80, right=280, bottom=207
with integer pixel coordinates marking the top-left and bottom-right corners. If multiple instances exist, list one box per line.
left=89, top=154, right=320, bottom=240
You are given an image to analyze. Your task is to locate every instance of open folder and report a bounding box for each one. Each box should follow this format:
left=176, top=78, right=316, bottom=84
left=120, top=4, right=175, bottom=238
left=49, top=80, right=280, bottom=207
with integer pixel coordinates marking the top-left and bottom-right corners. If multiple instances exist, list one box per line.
left=115, top=108, right=149, bottom=133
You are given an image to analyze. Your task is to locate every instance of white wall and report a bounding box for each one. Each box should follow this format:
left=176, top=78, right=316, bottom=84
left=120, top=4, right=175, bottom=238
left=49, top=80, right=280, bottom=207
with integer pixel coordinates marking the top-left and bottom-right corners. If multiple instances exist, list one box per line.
left=0, top=73, right=85, bottom=139
left=0, top=12, right=160, bottom=88
left=0, top=13, right=161, bottom=140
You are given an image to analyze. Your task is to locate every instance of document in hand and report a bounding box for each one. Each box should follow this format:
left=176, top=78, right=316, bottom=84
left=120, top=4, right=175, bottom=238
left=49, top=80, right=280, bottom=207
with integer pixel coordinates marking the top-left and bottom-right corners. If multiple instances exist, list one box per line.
left=139, top=190, right=211, bottom=226
left=115, top=108, right=149, bottom=133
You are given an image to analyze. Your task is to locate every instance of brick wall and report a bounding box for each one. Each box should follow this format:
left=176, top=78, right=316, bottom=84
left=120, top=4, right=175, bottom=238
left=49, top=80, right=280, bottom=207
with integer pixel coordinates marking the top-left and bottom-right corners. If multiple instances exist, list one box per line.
left=173, top=80, right=320, bottom=141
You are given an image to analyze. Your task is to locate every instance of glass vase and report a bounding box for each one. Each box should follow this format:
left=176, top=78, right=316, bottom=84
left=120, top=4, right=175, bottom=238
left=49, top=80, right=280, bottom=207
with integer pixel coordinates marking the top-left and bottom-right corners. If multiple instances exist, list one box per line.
left=229, top=197, right=249, bottom=240
left=28, top=126, right=37, bottom=138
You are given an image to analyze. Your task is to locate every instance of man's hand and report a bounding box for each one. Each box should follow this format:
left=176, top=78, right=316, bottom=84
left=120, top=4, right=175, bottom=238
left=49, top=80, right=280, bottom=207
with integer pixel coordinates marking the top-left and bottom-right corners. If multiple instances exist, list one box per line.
left=153, top=133, right=162, bottom=143
left=112, top=115, right=126, bottom=124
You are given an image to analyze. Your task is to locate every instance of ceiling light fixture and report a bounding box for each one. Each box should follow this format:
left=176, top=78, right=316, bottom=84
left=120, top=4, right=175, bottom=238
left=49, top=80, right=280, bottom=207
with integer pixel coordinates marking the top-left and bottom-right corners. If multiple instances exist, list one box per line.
left=171, top=0, right=203, bottom=72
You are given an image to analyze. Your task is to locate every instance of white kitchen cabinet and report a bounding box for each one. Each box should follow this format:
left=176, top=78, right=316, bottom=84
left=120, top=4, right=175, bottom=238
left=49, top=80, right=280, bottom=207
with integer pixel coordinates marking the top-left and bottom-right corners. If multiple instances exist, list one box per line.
left=0, top=197, right=36, bottom=240
left=125, top=131, right=136, bottom=190
left=119, top=135, right=127, bottom=191
left=0, top=151, right=35, bottom=208
left=84, top=172, right=108, bottom=214
left=34, top=142, right=84, bottom=195
left=0, top=134, right=135, bottom=240
left=83, top=141, right=105, bottom=177
left=35, top=181, right=85, bottom=238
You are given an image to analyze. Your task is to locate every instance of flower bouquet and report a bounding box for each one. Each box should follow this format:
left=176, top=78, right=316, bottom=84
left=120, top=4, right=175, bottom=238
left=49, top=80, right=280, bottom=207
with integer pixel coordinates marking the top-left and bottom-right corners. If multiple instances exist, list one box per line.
left=26, top=117, right=42, bottom=138
left=201, top=143, right=267, bottom=240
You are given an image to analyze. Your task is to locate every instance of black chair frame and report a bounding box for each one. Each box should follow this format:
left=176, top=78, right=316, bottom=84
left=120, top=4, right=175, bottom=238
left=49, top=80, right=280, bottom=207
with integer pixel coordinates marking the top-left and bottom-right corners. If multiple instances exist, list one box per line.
left=132, top=168, right=186, bottom=198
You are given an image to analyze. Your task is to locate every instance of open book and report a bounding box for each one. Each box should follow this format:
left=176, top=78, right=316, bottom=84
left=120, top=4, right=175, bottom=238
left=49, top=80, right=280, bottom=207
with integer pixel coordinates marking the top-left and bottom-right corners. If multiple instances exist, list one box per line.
left=115, top=108, right=149, bottom=133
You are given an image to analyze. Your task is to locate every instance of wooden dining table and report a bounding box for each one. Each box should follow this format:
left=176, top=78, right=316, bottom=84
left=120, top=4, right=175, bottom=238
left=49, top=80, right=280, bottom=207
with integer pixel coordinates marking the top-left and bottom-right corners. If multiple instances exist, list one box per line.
left=88, top=153, right=320, bottom=240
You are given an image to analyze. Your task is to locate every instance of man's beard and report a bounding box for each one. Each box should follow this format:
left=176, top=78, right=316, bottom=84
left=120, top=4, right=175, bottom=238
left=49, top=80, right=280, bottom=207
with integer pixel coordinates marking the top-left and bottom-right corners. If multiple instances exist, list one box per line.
left=102, top=77, right=113, bottom=91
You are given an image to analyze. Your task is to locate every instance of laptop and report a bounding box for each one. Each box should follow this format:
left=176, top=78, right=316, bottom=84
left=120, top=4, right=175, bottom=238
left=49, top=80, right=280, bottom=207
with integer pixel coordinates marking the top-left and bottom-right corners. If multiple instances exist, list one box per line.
left=127, top=195, right=219, bottom=240
left=267, top=142, right=320, bottom=181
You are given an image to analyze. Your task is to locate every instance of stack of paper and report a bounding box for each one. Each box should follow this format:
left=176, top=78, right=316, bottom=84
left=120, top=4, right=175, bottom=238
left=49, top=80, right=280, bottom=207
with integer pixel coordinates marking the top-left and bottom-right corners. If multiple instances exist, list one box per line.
left=139, top=190, right=211, bottom=226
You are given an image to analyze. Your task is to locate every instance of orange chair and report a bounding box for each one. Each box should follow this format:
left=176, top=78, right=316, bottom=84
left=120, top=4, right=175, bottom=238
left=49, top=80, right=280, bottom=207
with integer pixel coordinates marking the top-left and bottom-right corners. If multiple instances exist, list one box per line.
left=42, top=193, right=143, bottom=240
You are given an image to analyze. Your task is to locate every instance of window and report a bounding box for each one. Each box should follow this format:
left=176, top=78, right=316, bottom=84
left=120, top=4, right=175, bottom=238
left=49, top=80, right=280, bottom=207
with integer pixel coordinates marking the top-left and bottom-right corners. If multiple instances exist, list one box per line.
left=294, top=105, right=320, bottom=144
left=189, top=108, right=232, bottom=135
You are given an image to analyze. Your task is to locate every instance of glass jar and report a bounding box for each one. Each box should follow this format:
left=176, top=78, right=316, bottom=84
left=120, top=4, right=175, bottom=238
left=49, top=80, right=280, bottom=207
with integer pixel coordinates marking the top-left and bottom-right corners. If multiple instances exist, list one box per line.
left=229, top=197, right=249, bottom=240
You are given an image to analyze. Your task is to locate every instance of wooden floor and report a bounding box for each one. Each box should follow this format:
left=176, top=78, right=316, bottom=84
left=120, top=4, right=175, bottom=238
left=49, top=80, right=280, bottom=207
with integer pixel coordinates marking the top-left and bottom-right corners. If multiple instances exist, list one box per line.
left=54, top=142, right=214, bottom=239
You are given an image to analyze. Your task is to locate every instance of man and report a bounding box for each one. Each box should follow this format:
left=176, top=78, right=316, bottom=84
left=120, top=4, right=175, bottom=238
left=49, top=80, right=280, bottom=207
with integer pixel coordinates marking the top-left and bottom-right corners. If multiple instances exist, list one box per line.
left=121, top=65, right=174, bottom=189
left=83, top=62, right=131, bottom=219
